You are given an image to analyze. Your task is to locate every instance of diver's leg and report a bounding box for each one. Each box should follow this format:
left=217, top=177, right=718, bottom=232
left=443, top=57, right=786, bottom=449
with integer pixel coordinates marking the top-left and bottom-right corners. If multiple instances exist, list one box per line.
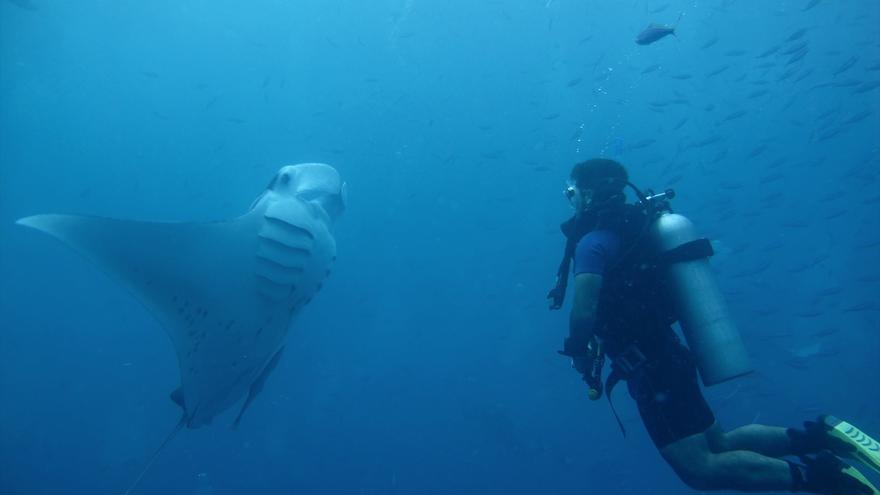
left=715, top=416, right=880, bottom=474
left=709, top=422, right=796, bottom=457
left=661, top=429, right=794, bottom=491
left=663, top=429, right=877, bottom=493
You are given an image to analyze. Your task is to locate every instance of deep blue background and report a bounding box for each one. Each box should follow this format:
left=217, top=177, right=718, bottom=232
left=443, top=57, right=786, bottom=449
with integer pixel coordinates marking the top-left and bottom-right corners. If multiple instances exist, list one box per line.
left=1, top=1, right=878, bottom=494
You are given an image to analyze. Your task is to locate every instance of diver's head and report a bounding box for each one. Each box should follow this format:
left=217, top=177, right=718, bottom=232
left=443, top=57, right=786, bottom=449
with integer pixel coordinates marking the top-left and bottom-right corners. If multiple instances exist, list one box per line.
left=565, top=158, right=628, bottom=215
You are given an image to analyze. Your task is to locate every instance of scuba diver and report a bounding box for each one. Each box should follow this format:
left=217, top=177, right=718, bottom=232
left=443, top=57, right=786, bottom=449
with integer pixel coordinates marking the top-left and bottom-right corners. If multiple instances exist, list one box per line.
left=547, top=158, right=879, bottom=494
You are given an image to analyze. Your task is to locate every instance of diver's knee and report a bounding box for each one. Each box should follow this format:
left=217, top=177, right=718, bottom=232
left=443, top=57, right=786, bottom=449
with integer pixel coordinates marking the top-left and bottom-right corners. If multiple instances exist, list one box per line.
left=669, top=457, right=720, bottom=491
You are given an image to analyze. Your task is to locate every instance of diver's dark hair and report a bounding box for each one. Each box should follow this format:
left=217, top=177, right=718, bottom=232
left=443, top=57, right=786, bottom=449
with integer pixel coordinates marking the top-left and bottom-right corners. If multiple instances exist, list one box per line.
left=570, top=158, right=629, bottom=190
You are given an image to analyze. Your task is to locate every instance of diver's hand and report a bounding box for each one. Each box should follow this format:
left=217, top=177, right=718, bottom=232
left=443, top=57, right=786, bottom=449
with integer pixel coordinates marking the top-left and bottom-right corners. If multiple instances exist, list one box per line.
left=547, top=287, right=564, bottom=310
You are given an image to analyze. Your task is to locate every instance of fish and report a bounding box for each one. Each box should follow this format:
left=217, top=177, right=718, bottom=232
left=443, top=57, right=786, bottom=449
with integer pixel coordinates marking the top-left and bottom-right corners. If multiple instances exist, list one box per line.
left=624, top=138, right=656, bottom=151
left=673, top=117, right=688, bottom=130
left=721, top=110, right=748, bottom=122
left=786, top=49, right=809, bottom=66
left=642, top=63, right=662, bottom=74
left=757, top=45, right=781, bottom=58
left=817, top=107, right=839, bottom=119
left=635, top=13, right=682, bottom=45
left=566, top=77, right=582, bottom=87
left=843, top=302, right=877, bottom=313
left=831, top=79, right=861, bottom=88
left=670, top=73, right=693, bottom=80
left=747, top=144, right=768, bottom=158
left=823, top=209, right=847, bottom=220
left=759, top=173, right=784, bottom=184
left=701, top=36, right=719, bottom=49
left=841, top=109, right=873, bottom=125
left=6, top=0, right=38, bottom=10
left=693, top=135, right=724, bottom=148
left=204, top=95, right=220, bottom=111
left=786, top=28, right=809, bottom=42
left=832, top=56, right=858, bottom=77
left=852, top=81, right=880, bottom=94
left=780, top=95, right=798, bottom=111
left=793, top=69, right=814, bottom=83
left=706, top=65, right=730, bottom=77
left=16, top=163, right=345, bottom=492
left=766, top=157, right=788, bottom=169
left=748, top=89, right=769, bottom=98
left=709, top=149, right=728, bottom=163
left=649, top=3, right=670, bottom=13
left=781, top=41, right=809, bottom=55
left=802, top=0, right=821, bottom=11
left=816, top=127, right=844, bottom=141
left=778, top=67, right=799, bottom=81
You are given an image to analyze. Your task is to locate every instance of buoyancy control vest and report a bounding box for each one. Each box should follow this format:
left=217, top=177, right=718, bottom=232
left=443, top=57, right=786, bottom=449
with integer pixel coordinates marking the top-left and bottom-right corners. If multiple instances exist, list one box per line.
left=554, top=199, right=679, bottom=362
left=550, top=185, right=752, bottom=387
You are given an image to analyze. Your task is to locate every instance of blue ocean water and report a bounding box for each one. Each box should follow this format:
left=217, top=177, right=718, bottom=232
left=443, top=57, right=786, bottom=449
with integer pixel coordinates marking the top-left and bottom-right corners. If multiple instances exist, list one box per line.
left=1, top=0, right=878, bottom=494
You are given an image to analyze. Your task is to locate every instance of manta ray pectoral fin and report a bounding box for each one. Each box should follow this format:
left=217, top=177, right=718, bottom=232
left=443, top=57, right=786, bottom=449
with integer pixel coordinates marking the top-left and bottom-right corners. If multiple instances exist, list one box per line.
left=16, top=212, right=263, bottom=420
left=169, top=387, right=186, bottom=412
left=231, top=346, right=285, bottom=430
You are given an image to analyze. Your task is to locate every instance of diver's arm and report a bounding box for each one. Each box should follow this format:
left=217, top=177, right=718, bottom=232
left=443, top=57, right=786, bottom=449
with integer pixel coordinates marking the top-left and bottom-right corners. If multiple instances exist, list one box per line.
left=562, top=273, right=603, bottom=357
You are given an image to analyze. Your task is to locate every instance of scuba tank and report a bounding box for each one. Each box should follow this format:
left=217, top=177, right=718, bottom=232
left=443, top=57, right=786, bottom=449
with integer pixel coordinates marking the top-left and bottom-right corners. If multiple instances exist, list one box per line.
left=641, top=188, right=753, bottom=386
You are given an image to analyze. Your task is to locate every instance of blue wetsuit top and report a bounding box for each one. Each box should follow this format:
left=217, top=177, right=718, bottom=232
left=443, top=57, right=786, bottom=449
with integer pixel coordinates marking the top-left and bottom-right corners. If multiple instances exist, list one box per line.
left=573, top=230, right=621, bottom=276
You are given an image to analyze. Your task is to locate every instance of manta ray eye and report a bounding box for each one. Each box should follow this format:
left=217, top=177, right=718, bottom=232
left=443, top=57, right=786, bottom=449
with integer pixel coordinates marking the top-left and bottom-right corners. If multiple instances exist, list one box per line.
left=280, top=174, right=291, bottom=185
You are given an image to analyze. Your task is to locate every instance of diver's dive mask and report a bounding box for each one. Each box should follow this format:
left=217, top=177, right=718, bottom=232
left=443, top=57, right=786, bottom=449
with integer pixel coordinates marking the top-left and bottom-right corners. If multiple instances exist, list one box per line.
left=564, top=181, right=593, bottom=212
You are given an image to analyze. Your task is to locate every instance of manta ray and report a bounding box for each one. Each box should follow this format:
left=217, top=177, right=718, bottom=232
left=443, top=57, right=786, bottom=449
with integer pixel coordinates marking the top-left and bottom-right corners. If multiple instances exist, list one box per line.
left=16, top=162, right=345, bottom=493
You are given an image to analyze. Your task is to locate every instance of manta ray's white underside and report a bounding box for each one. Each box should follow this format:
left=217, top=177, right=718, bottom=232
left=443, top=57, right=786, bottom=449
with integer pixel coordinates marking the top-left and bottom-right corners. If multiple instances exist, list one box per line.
left=17, top=163, right=341, bottom=429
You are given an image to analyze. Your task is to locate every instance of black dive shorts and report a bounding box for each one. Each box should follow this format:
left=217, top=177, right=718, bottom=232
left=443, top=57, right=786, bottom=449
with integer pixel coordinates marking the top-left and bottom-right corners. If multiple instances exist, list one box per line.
left=625, top=345, right=716, bottom=449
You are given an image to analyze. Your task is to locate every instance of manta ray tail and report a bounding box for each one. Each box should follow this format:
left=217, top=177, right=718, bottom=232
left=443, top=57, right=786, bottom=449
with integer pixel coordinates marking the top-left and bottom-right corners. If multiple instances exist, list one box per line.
left=123, top=415, right=187, bottom=495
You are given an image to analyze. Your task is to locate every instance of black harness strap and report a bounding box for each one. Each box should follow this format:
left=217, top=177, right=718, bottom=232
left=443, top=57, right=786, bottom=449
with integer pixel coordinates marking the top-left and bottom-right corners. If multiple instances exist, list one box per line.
left=658, top=238, right=714, bottom=264
left=548, top=237, right=578, bottom=309
left=605, top=371, right=627, bottom=437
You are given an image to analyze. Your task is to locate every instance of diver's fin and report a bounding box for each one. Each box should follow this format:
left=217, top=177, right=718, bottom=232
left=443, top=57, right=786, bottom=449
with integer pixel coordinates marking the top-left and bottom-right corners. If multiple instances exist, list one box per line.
left=822, top=415, right=880, bottom=475
left=231, top=346, right=285, bottom=430
left=124, top=415, right=187, bottom=495
left=843, top=464, right=879, bottom=495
